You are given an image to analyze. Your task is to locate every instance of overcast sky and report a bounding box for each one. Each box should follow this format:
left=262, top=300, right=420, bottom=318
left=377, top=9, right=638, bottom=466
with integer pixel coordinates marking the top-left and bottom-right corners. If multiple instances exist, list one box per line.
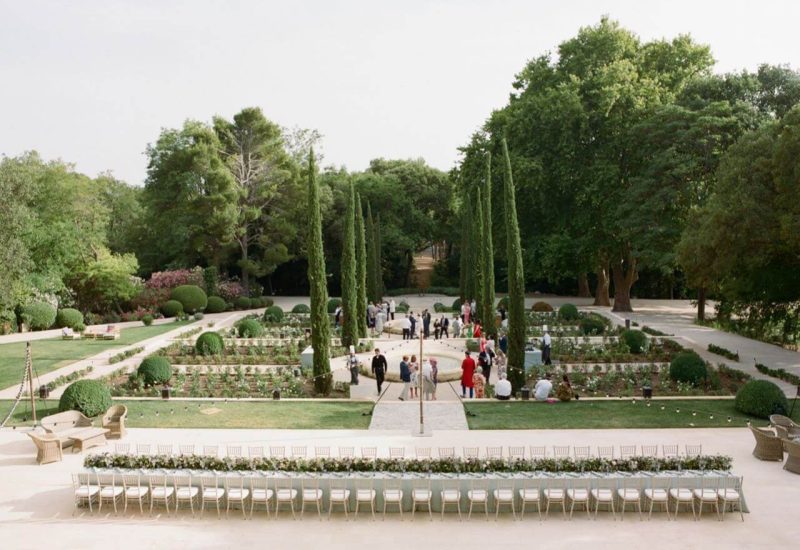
left=2, top=0, right=799, bottom=185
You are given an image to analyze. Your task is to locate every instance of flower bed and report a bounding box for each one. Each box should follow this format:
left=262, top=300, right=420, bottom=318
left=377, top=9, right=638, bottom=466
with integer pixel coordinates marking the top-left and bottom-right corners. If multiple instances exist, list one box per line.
left=547, top=337, right=683, bottom=364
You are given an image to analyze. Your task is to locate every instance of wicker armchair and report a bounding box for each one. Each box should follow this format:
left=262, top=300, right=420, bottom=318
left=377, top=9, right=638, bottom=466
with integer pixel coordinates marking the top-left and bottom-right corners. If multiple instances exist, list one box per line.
left=27, top=432, right=64, bottom=465
left=102, top=405, right=128, bottom=439
left=749, top=424, right=784, bottom=461
left=783, top=439, right=800, bottom=474
left=770, top=414, right=800, bottom=440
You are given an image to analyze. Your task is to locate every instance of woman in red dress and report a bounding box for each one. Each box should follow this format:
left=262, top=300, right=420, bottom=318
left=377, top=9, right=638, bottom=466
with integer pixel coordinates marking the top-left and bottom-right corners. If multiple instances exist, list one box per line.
left=460, top=350, right=476, bottom=398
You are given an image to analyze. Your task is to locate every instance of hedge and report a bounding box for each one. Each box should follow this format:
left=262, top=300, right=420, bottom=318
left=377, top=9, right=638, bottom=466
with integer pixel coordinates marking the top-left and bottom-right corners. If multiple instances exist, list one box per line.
left=452, top=298, right=462, bottom=311
left=531, top=301, right=554, bottom=312
left=234, top=296, right=253, bottom=310
left=170, top=285, right=208, bottom=313
left=557, top=303, right=579, bottom=321
left=327, top=298, right=342, bottom=314
left=206, top=296, right=227, bottom=313
left=669, top=351, right=708, bottom=385
left=22, top=302, right=57, bottom=330
left=579, top=315, right=606, bottom=336
left=59, top=380, right=112, bottom=417
left=433, top=302, right=448, bottom=313
left=141, top=315, right=154, bottom=326
left=237, top=318, right=264, bottom=338
left=195, top=331, right=224, bottom=356
left=263, top=306, right=284, bottom=323
left=161, top=300, right=184, bottom=318
left=55, top=308, right=84, bottom=330
left=735, top=380, right=789, bottom=419
left=621, top=329, right=647, bottom=354
left=292, top=304, right=311, bottom=314
left=137, top=356, right=173, bottom=386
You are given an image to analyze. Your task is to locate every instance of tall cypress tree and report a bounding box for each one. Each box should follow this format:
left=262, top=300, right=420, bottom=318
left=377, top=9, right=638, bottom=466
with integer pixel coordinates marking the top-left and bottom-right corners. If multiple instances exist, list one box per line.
left=365, top=202, right=378, bottom=303
left=473, top=186, right=485, bottom=324
left=482, top=154, right=496, bottom=338
left=340, top=181, right=359, bottom=348
left=305, top=148, right=332, bottom=394
left=502, top=138, right=526, bottom=392
left=375, top=212, right=384, bottom=299
left=462, top=199, right=475, bottom=301
left=355, top=193, right=368, bottom=339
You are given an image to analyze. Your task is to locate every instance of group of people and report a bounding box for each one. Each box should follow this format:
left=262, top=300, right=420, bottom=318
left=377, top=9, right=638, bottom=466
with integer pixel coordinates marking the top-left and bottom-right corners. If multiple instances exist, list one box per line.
left=458, top=334, right=510, bottom=400
left=334, top=299, right=401, bottom=333
left=398, top=353, right=438, bottom=401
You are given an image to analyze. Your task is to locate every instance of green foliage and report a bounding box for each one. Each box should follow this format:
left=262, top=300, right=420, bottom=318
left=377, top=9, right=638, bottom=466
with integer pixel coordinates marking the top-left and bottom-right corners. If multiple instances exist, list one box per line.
left=55, top=308, right=84, bottom=330
left=579, top=315, right=606, bottom=335
left=497, top=296, right=509, bottom=310
left=234, top=296, right=253, bottom=310
left=195, top=331, right=224, bottom=356
left=621, top=329, right=647, bottom=354
left=203, top=266, right=219, bottom=297
left=141, top=315, right=154, bottom=326
left=531, top=301, right=554, bottom=312
left=340, top=182, right=358, bottom=348
left=754, top=363, right=800, bottom=386
left=205, top=296, right=227, bottom=313
left=58, top=379, right=112, bottom=417
left=558, top=303, right=579, bottom=321
left=263, top=305, right=284, bottom=323
left=669, top=351, right=708, bottom=385
left=481, top=154, right=496, bottom=337
left=452, top=298, right=462, bottom=311
left=137, top=356, right=173, bottom=386
left=327, top=298, right=342, bottom=314
left=707, top=343, right=740, bottom=361
left=22, top=302, right=56, bottom=330
left=160, top=300, right=184, bottom=318
left=292, top=304, right=311, bottom=313
left=237, top=318, right=264, bottom=338
left=170, top=285, right=207, bottom=314
left=735, top=379, right=789, bottom=419
left=433, top=302, right=447, bottom=313
left=465, top=339, right=480, bottom=352
left=260, top=297, right=274, bottom=308
left=69, top=249, right=139, bottom=313
left=355, top=193, right=368, bottom=339
left=395, top=302, right=410, bottom=313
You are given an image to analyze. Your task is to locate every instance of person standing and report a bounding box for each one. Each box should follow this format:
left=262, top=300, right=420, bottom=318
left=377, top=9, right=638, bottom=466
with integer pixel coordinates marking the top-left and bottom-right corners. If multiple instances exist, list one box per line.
left=399, top=355, right=410, bottom=400
left=433, top=317, right=441, bottom=340
left=371, top=348, right=387, bottom=395
left=542, top=326, right=552, bottom=365
left=409, top=312, right=417, bottom=339
left=367, top=302, right=377, bottom=329
left=347, top=348, right=360, bottom=385
left=460, top=351, right=476, bottom=398
left=460, top=301, right=467, bottom=323
left=422, top=309, right=431, bottom=338
left=409, top=354, right=419, bottom=399
left=401, top=314, right=411, bottom=340
left=441, top=315, right=450, bottom=338
left=334, top=304, right=343, bottom=328
left=452, top=315, right=462, bottom=339
left=389, top=299, right=396, bottom=320
left=429, top=357, right=439, bottom=400
left=499, top=333, right=508, bottom=355
left=473, top=366, right=486, bottom=398
left=473, top=321, right=482, bottom=339
left=421, top=359, right=435, bottom=401
left=464, top=301, right=471, bottom=324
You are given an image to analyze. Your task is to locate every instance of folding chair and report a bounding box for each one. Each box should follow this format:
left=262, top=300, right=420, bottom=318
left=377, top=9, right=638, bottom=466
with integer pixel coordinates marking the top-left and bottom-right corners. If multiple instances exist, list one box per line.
left=291, top=445, right=308, bottom=458
left=149, top=474, right=175, bottom=516
left=389, top=447, right=405, bottom=459
left=360, top=447, right=377, bottom=460
left=115, top=443, right=130, bottom=454
left=662, top=445, right=679, bottom=458
left=693, top=475, right=720, bottom=520
left=543, top=481, right=567, bottom=520
left=270, top=446, right=286, bottom=458
left=178, top=444, right=195, bottom=456
left=248, top=446, right=265, bottom=458
left=668, top=477, right=695, bottom=520
left=685, top=444, right=702, bottom=457
left=641, top=445, right=658, bottom=457
left=467, top=479, right=489, bottom=520
left=590, top=478, right=616, bottom=520
left=338, top=446, right=355, bottom=458
left=157, top=444, right=173, bottom=456
left=597, top=446, right=614, bottom=459
left=619, top=445, right=637, bottom=459
left=314, top=446, right=331, bottom=458
left=529, top=446, right=547, bottom=459
left=202, top=445, right=219, bottom=457
left=574, top=446, right=590, bottom=460
left=508, top=446, right=525, bottom=460
left=486, top=446, right=503, bottom=459
left=226, top=445, right=242, bottom=458
left=415, top=447, right=432, bottom=459
left=136, top=443, right=151, bottom=456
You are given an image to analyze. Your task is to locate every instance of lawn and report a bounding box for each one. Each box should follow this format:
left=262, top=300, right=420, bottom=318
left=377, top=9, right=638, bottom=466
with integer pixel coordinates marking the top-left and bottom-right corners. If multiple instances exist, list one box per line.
left=464, top=399, right=800, bottom=430
left=0, top=321, right=191, bottom=390
left=0, top=399, right=373, bottom=429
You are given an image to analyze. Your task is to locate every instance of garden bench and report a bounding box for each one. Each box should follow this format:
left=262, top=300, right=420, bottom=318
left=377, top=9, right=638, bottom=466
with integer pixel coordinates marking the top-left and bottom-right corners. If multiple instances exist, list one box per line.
left=41, top=410, right=95, bottom=449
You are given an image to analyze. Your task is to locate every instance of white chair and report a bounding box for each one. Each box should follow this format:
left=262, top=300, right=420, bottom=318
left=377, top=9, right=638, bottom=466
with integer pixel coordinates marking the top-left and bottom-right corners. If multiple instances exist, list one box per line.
left=174, top=475, right=199, bottom=517
left=97, top=473, right=124, bottom=515
left=291, top=445, right=307, bottom=458
left=467, top=479, right=489, bottom=520
left=685, top=444, right=702, bottom=457
left=543, top=483, right=567, bottom=520
left=274, top=478, right=298, bottom=519
left=566, top=479, right=590, bottom=520
left=486, top=446, right=503, bottom=459
left=641, top=445, right=658, bottom=457
left=389, top=447, right=405, bottom=459
left=149, top=475, right=175, bottom=516
left=360, top=447, right=377, bottom=460
left=415, top=447, right=432, bottom=459
left=314, top=446, right=331, bottom=458
left=328, top=479, right=351, bottom=519
left=411, top=479, right=433, bottom=520
left=338, top=446, right=355, bottom=458
left=590, top=478, right=616, bottom=520
left=202, top=445, right=219, bottom=457
left=179, top=444, right=195, bottom=456
left=717, top=476, right=744, bottom=522
left=122, top=474, right=149, bottom=515
left=382, top=479, right=404, bottom=519
left=668, top=478, right=696, bottom=520
left=226, top=445, right=242, bottom=458
left=72, top=473, right=100, bottom=515
left=463, top=446, right=479, bottom=459
left=662, top=445, right=679, bottom=458
left=693, top=475, right=720, bottom=520
left=115, top=443, right=130, bottom=454
left=492, top=480, right=515, bottom=519
left=249, top=477, right=274, bottom=519
left=643, top=477, right=671, bottom=520
left=518, top=479, right=542, bottom=520
left=553, top=446, right=570, bottom=459
left=617, top=476, right=642, bottom=521
left=354, top=479, right=377, bottom=520
left=136, top=443, right=151, bottom=456
left=597, top=446, right=614, bottom=459
left=200, top=475, right=225, bottom=518
left=248, top=446, right=264, bottom=458
left=300, top=477, right=324, bottom=519
left=619, top=445, right=637, bottom=459
left=157, top=444, right=173, bottom=456
left=440, top=480, right=462, bottom=520
left=508, top=446, right=525, bottom=460
left=574, top=446, right=590, bottom=460
left=529, top=446, right=546, bottom=459
left=270, top=446, right=286, bottom=458
left=437, top=447, right=455, bottom=459
left=225, top=476, right=250, bottom=519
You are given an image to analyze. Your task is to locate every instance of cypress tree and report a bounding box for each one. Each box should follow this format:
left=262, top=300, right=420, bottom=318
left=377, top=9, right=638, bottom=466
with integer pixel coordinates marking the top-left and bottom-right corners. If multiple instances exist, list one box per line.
left=459, top=207, right=468, bottom=300
left=355, top=193, right=368, bottom=339
left=365, top=202, right=378, bottom=303
left=462, top=199, right=475, bottom=301
left=481, top=154, right=496, bottom=338
left=340, top=181, right=359, bottom=348
left=473, top=186, right=485, bottom=324
left=375, top=212, right=384, bottom=299
left=502, top=138, right=526, bottom=392
left=305, top=148, right=332, bottom=394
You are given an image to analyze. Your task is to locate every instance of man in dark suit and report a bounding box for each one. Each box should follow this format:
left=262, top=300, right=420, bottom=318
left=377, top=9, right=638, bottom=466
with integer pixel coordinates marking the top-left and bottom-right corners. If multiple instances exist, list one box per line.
left=371, top=348, right=388, bottom=395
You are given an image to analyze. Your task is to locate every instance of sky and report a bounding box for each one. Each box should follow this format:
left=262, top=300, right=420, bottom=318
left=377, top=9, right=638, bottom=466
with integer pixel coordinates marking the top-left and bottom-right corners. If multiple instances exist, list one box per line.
left=1, top=0, right=799, bottom=185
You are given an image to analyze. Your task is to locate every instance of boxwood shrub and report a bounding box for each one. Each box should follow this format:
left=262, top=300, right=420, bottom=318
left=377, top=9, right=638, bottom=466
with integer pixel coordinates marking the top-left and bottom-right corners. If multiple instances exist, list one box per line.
left=237, top=318, right=264, bottom=338
left=327, top=298, right=342, bottom=313
left=735, top=380, right=789, bottom=419
left=531, top=301, right=554, bottom=312
left=669, top=351, right=708, bottom=385
left=56, top=308, right=84, bottom=330
left=621, top=329, right=647, bottom=354
left=292, top=304, right=311, bottom=314
left=579, top=315, right=606, bottom=335
left=451, top=298, right=462, bottom=311
left=396, top=301, right=410, bottom=313
left=22, top=302, right=57, bottom=330
left=137, top=356, right=172, bottom=386
left=263, top=306, right=284, bottom=323
left=161, top=300, right=184, bottom=318
left=59, top=380, right=112, bottom=417
left=170, top=285, right=208, bottom=314
left=433, top=302, right=447, bottom=313
left=205, top=296, right=227, bottom=313
left=234, top=296, right=253, bottom=310
left=141, top=314, right=154, bottom=326
left=260, top=297, right=274, bottom=308
left=195, top=331, right=224, bottom=356
left=558, top=303, right=579, bottom=321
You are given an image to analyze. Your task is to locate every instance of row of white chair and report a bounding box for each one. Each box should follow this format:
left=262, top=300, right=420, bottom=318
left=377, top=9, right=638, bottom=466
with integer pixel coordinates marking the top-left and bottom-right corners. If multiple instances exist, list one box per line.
left=113, top=444, right=703, bottom=460
left=73, top=473, right=743, bottom=521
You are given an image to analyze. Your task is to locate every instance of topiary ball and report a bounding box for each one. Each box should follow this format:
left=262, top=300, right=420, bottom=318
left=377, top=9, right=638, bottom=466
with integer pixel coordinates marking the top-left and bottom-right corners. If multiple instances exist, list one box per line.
left=558, top=303, right=579, bottom=321
left=263, top=305, right=284, bottom=323
left=260, top=297, right=274, bottom=308
left=59, top=380, right=112, bottom=417
left=452, top=298, right=462, bottom=311
left=22, top=302, right=57, bottom=330
left=580, top=315, right=606, bottom=336
left=327, top=298, right=342, bottom=313
left=137, top=356, right=173, bottom=386
left=234, top=296, right=253, bottom=310
left=141, top=314, right=154, bottom=326
left=531, top=301, right=554, bottom=312
left=621, top=329, right=647, bottom=354
left=735, top=379, right=789, bottom=419
left=396, top=302, right=409, bottom=313
left=55, top=308, right=84, bottom=330
left=433, top=302, right=446, bottom=313
left=238, top=318, right=265, bottom=338
left=195, top=331, right=224, bottom=356
left=292, top=304, right=311, bottom=314
left=205, top=296, right=227, bottom=313
left=161, top=300, right=184, bottom=317
left=669, top=351, right=708, bottom=385
left=170, top=285, right=208, bottom=314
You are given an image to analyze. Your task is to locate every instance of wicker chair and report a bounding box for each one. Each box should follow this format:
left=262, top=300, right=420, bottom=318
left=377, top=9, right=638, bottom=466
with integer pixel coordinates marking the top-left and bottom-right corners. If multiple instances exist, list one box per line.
left=770, top=415, right=800, bottom=440
left=783, top=439, right=800, bottom=474
left=102, top=405, right=128, bottom=439
left=748, top=424, right=784, bottom=461
left=27, top=432, right=64, bottom=465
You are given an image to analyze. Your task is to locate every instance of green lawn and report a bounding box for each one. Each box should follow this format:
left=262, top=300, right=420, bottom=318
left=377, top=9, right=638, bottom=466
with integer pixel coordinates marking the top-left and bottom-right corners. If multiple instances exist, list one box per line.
left=464, top=399, right=800, bottom=430
left=0, top=321, right=191, bottom=390
left=0, top=399, right=373, bottom=429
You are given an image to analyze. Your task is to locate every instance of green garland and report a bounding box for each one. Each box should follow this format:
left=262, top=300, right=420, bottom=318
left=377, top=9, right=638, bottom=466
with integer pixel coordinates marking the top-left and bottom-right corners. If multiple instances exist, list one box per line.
left=84, top=453, right=732, bottom=474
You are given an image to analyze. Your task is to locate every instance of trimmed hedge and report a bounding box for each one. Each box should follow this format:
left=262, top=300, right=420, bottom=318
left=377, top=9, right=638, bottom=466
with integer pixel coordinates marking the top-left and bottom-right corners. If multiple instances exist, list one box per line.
left=292, top=304, right=311, bottom=314
left=206, top=296, right=227, bottom=313
left=137, top=356, right=172, bottom=386
left=735, top=379, right=789, bottom=419
left=55, top=308, right=84, bottom=330
left=142, top=315, right=154, bottom=326
left=579, top=315, right=606, bottom=336
left=161, top=300, right=184, bottom=317
left=59, top=380, right=112, bottom=417
left=669, top=351, right=707, bottom=385
left=452, top=298, right=462, bottom=311
left=170, top=285, right=207, bottom=313
left=396, top=301, right=410, bottom=313
left=237, top=318, right=264, bottom=338
left=558, top=303, right=579, bottom=321
left=327, top=298, right=342, bottom=314
left=263, top=306, right=284, bottom=323
left=531, top=301, right=554, bottom=312
left=234, top=296, right=252, bottom=310
left=195, top=331, right=224, bottom=356
left=22, top=302, right=57, bottom=330
left=621, top=329, right=647, bottom=354
left=433, top=302, right=447, bottom=313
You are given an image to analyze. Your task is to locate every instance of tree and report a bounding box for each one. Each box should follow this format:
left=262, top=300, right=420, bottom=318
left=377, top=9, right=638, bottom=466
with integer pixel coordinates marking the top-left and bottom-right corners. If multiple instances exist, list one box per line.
left=305, top=149, right=332, bottom=394
left=340, top=181, right=359, bottom=348
left=481, top=154, right=496, bottom=337
left=355, top=193, right=368, bottom=339
left=374, top=212, right=384, bottom=298
left=472, top=186, right=485, bottom=322
left=365, top=202, right=378, bottom=302
left=0, top=155, right=34, bottom=311
left=502, top=139, right=527, bottom=392
left=69, top=248, right=139, bottom=313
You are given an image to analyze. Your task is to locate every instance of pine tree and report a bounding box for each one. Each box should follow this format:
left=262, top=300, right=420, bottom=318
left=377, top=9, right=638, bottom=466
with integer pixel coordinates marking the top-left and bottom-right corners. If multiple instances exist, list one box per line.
left=482, top=153, right=496, bottom=338
left=340, top=181, right=359, bottom=348
left=502, top=138, right=526, bottom=392
left=473, top=186, right=485, bottom=325
left=355, top=193, right=368, bottom=339
left=305, top=148, right=332, bottom=394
